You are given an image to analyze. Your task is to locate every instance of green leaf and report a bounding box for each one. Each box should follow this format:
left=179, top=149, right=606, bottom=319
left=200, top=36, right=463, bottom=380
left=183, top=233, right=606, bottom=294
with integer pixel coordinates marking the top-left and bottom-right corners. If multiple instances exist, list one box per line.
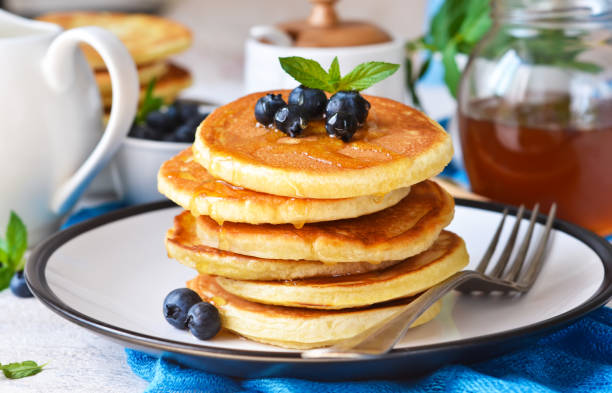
left=0, top=238, right=7, bottom=265
left=0, top=265, right=13, bottom=291
left=337, top=62, right=400, bottom=92
left=279, top=57, right=334, bottom=92
left=442, top=42, right=461, bottom=98
left=1, top=361, right=46, bottom=379
left=459, top=0, right=492, bottom=44
left=328, top=57, right=341, bottom=89
left=135, top=78, right=164, bottom=124
left=6, top=211, right=27, bottom=270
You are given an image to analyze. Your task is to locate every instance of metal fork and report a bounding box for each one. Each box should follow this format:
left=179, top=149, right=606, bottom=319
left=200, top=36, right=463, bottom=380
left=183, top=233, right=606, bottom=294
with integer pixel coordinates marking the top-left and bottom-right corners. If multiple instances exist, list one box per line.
left=302, top=203, right=557, bottom=359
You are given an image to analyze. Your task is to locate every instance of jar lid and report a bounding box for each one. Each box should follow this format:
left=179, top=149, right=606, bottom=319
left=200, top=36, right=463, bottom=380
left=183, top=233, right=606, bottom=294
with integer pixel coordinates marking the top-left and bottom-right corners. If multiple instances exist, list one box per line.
left=277, top=0, right=392, bottom=47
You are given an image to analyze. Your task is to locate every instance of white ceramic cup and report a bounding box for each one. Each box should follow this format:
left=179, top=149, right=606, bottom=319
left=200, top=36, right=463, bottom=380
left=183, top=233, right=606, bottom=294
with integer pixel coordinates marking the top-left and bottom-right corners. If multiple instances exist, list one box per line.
left=0, top=10, right=138, bottom=245
left=245, top=25, right=406, bottom=101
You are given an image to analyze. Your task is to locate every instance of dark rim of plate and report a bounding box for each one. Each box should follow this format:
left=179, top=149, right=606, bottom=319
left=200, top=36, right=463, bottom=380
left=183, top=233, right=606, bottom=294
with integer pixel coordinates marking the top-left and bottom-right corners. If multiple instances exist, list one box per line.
left=26, top=199, right=612, bottom=363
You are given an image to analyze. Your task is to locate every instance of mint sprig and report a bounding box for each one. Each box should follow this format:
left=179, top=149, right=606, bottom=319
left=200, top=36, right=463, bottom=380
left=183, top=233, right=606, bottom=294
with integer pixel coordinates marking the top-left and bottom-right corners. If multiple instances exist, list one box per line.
left=135, top=78, right=164, bottom=124
left=0, top=211, right=27, bottom=291
left=1, top=361, right=47, bottom=379
left=279, top=56, right=399, bottom=94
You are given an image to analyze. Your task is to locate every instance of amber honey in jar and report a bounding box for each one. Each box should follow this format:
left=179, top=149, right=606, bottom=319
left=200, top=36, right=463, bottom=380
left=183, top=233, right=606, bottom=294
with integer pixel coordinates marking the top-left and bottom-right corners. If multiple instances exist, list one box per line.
left=458, top=0, right=612, bottom=235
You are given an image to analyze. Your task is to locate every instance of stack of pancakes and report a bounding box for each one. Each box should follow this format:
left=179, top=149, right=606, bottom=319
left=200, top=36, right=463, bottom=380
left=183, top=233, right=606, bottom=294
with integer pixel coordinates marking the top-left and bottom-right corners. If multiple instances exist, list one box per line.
left=158, top=91, right=469, bottom=349
left=37, top=12, right=193, bottom=116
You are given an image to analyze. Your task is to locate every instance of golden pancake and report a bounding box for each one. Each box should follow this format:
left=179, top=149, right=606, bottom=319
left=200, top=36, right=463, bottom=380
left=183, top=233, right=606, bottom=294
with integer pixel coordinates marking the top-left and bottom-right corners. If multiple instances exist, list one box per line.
left=101, top=63, right=191, bottom=108
left=95, top=61, right=168, bottom=95
left=195, top=180, right=454, bottom=263
left=166, top=212, right=400, bottom=280
left=193, top=90, right=453, bottom=198
left=37, top=12, right=192, bottom=69
left=159, top=148, right=411, bottom=225
left=187, top=274, right=441, bottom=349
left=216, top=231, right=468, bottom=309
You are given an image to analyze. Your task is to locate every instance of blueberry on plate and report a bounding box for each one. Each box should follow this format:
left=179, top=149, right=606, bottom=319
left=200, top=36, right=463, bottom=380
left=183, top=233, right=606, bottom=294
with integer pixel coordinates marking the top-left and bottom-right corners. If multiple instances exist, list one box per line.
left=187, top=302, right=221, bottom=340
left=163, top=288, right=202, bottom=329
left=326, top=111, right=358, bottom=142
left=326, top=91, right=371, bottom=126
left=10, top=270, right=33, bottom=298
left=288, top=85, right=327, bottom=120
left=254, top=94, right=286, bottom=126
left=273, top=106, right=307, bottom=137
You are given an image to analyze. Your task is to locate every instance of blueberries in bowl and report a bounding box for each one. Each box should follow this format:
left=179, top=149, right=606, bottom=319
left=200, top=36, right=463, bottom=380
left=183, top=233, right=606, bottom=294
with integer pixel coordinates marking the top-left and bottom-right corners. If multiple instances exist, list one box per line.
left=288, top=85, right=327, bottom=120
left=129, top=101, right=209, bottom=143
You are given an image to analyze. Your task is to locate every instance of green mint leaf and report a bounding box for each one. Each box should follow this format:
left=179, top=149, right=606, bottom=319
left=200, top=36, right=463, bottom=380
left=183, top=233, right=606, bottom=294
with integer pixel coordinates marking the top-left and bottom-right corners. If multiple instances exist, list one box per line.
left=136, top=78, right=164, bottom=124
left=0, top=265, right=13, bottom=291
left=337, top=62, right=400, bottom=91
left=442, top=42, right=461, bottom=98
left=7, top=211, right=27, bottom=269
left=1, top=361, right=46, bottom=379
left=328, top=57, right=341, bottom=89
left=279, top=57, right=334, bottom=92
left=0, top=238, right=7, bottom=265
left=458, top=0, right=491, bottom=45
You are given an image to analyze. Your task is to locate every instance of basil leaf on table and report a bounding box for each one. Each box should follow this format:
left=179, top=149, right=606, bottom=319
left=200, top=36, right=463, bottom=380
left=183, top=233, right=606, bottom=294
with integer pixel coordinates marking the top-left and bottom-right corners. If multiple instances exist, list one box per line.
left=1, top=361, right=47, bottom=379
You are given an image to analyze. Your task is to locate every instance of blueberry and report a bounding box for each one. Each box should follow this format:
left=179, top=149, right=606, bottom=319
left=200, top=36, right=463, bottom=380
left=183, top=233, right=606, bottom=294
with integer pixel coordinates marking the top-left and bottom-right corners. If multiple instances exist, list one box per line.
left=186, top=302, right=221, bottom=340
left=326, top=91, right=371, bottom=126
left=273, top=106, right=307, bottom=137
left=129, top=123, right=164, bottom=140
left=326, top=111, right=358, bottom=142
left=146, top=108, right=180, bottom=131
left=288, top=85, right=327, bottom=120
left=175, top=102, right=200, bottom=122
left=173, top=123, right=197, bottom=143
left=10, top=270, right=33, bottom=298
left=163, top=288, right=202, bottom=329
left=254, top=94, right=286, bottom=126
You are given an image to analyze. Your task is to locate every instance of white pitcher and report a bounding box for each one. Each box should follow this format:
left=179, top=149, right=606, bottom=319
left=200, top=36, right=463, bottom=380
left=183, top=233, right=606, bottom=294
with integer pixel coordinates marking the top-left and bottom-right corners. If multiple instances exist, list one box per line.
left=0, top=10, right=138, bottom=245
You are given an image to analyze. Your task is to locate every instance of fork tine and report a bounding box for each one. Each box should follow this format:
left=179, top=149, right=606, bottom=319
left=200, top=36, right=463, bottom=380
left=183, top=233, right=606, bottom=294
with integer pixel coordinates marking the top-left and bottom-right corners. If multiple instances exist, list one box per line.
left=503, top=204, right=539, bottom=282
left=518, top=203, right=557, bottom=289
left=489, top=205, right=525, bottom=278
left=475, top=208, right=509, bottom=273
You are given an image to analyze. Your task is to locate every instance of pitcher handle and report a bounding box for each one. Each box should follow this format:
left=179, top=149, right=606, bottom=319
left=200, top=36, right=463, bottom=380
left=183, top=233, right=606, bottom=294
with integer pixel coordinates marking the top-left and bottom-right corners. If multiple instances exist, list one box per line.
left=42, top=26, right=139, bottom=215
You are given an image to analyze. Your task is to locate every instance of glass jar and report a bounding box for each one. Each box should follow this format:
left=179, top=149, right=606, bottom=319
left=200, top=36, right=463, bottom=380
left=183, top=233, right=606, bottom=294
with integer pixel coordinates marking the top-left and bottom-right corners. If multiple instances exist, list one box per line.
left=458, top=0, right=612, bottom=235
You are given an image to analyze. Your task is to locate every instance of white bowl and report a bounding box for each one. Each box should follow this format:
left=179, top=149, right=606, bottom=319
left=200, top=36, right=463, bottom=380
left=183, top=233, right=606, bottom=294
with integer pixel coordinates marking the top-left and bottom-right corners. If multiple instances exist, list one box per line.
left=112, top=101, right=217, bottom=205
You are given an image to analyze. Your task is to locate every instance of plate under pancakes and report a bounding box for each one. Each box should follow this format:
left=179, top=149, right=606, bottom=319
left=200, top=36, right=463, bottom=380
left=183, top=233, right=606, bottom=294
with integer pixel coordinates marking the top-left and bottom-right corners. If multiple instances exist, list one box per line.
left=159, top=148, right=411, bottom=225
left=166, top=212, right=400, bottom=280
left=187, top=274, right=442, bottom=349
left=95, top=60, right=168, bottom=95
left=192, top=90, right=453, bottom=199
left=194, top=180, right=454, bottom=263
left=37, top=12, right=192, bottom=69
left=215, top=231, right=468, bottom=309
left=101, top=63, right=192, bottom=107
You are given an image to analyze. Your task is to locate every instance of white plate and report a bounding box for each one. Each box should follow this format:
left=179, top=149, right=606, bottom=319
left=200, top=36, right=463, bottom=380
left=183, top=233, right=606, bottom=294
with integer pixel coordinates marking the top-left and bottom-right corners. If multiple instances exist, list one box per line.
left=27, top=200, right=612, bottom=380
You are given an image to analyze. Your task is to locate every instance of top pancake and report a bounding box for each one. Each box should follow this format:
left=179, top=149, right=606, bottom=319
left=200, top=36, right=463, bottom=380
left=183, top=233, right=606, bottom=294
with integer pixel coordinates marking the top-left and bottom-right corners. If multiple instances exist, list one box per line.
left=37, top=12, right=192, bottom=69
left=193, top=90, right=453, bottom=199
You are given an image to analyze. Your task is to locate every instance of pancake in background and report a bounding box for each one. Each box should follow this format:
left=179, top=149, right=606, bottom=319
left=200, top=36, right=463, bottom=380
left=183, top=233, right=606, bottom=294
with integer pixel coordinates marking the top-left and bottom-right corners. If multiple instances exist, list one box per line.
left=101, top=63, right=192, bottom=108
left=192, top=91, right=453, bottom=199
left=159, top=148, right=411, bottom=225
left=187, top=274, right=442, bottom=349
left=167, top=212, right=400, bottom=280
left=194, top=180, right=454, bottom=263
left=216, top=231, right=468, bottom=309
left=95, top=61, right=168, bottom=95
left=37, top=12, right=192, bottom=69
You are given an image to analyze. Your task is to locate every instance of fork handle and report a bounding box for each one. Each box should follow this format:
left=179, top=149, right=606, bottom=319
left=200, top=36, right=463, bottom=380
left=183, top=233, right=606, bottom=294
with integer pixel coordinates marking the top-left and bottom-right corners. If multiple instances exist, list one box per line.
left=302, top=270, right=479, bottom=359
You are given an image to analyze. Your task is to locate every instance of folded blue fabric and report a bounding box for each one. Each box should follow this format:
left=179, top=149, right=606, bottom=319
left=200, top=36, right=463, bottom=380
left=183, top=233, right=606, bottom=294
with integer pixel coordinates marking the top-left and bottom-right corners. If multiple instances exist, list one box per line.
left=126, top=307, right=612, bottom=392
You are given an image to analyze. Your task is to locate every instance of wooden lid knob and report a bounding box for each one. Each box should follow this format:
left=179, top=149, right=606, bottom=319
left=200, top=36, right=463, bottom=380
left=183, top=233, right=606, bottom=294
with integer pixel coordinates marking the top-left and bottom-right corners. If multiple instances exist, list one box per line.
left=307, top=0, right=339, bottom=28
